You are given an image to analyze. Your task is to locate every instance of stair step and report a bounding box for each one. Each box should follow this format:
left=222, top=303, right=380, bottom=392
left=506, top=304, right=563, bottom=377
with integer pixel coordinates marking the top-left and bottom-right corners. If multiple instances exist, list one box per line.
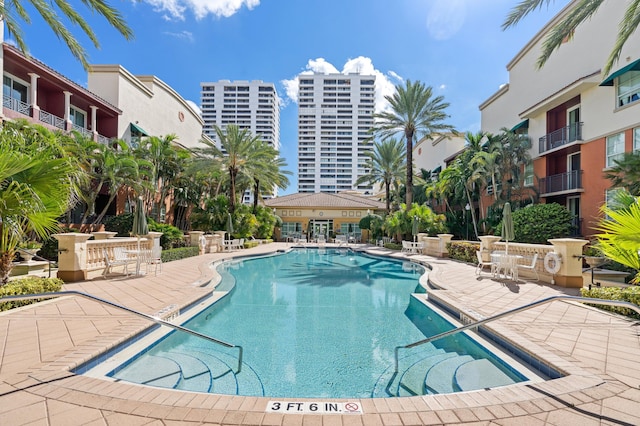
left=190, top=349, right=264, bottom=396
left=397, top=352, right=457, bottom=397
left=454, top=358, right=517, bottom=392
left=112, top=355, right=181, bottom=389
left=165, top=351, right=212, bottom=392
left=424, top=355, right=474, bottom=394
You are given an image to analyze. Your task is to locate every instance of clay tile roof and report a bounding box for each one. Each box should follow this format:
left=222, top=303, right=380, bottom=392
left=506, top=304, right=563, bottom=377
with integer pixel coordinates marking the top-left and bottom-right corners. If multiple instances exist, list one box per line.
left=264, top=192, right=386, bottom=209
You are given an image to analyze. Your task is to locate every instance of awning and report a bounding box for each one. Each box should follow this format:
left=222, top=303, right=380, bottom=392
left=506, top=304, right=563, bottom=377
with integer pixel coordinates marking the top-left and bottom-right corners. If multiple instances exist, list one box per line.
left=511, top=119, right=529, bottom=132
left=600, top=58, right=640, bottom=86
left=130, top=122, right=149, bottom=137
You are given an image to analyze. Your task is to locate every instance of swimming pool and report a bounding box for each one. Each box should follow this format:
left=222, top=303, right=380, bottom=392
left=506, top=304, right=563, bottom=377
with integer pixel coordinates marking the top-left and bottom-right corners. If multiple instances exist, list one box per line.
left=103, top=248, right=531, bottom=398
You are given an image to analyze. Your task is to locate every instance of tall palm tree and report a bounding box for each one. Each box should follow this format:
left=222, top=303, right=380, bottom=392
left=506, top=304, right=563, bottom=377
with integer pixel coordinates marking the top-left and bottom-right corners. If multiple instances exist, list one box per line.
left=249, top=152, right=291, bottom=214
left=371, top=80, right=455, bottom=206
left=0, top=133, right=80, bottom=283
left=502, top=0, right=639, bottom=76
left=194, top=125, right=267, bottom=213
left=2, top=0, right=134, bottom=71
left=354, top=138, right=406, bottom=213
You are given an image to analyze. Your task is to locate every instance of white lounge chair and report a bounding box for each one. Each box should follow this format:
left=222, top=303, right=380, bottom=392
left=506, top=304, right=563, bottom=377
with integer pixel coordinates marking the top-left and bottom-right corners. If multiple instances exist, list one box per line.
left=335, top=235, right=347, bottom=246
left=103, top=248, right=131, bottom=277
left=517, top=253, right=539, bottom=281
left=475, top=251, right=495, bottom=276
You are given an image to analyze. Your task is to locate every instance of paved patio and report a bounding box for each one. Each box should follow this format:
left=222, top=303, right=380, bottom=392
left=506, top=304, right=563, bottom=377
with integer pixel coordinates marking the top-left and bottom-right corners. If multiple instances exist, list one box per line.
left=1, top=243, right=639, bottom=425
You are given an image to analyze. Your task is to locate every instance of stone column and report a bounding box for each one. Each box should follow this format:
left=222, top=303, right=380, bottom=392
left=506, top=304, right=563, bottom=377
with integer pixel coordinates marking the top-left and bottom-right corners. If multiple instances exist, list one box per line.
left=63, top=91, right=72, bottom=131
left=210, top=234, right=222, bottom=252
left=54, top=233, right=92, bottom=282
left=90, top=105, right=98, bottom=140
left=28, top=73, right=40, bottom=118
left=437, top=234, right=454, bottom=257
left=478, top=235, right=502, bottom=261
left=147, top=232, right=163, bottom=251
left=190, top=231, right=205, bottom=254
left=548, top=238, right=589, bottom=288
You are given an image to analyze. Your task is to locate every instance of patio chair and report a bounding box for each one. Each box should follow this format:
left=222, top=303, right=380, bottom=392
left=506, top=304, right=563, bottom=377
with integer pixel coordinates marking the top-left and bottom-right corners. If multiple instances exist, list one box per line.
left=145, top=246, right=162, bottom=275
left=476, top=251, right=495, bottom=276
left=335, top=235, right=347, bottom=246
left=402, top=241, right=412, bottom=253
left=517, top=253, right=539, bottom=281
left=103, top=248, right=131, bottom=277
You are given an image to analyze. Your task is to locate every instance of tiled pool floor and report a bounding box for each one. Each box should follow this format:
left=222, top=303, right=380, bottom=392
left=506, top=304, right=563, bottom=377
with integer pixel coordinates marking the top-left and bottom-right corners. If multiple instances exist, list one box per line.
left=1, top=243, right=639, bottom=425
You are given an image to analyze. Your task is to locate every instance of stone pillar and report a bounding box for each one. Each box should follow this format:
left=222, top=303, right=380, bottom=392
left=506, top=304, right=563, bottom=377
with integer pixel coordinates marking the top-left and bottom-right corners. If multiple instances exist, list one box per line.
left=90, top=105, right=98, bottom=139
left=548, top=238, right=589, bottom=288
left=478, top=235, right=502, bottom=261
left=214, top=231, right=227, bottom=241
left=28, top=73, right=40, bottom=118
left=147, top=232, right=163, bottom=251
left=210, top=234, right=223, bottom=252
left=54, top=233, right=92, bottom=282
left=63, top=91, right=72, bottom=131
left=190, top=231, right=205, bottom=254
left=437, top=234, right=454, bottom=257
left=91, top=231, right=117, bottom=240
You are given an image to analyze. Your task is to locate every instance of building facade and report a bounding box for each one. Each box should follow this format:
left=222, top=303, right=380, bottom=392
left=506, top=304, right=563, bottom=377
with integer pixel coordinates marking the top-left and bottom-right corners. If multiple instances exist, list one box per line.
left=200, top=80, right=281, bottom=202
left=88, top=65, right=204, bottom=150
left=297, top=73, right=376, bottom=194
left=480, top=0, right=640, bottom=239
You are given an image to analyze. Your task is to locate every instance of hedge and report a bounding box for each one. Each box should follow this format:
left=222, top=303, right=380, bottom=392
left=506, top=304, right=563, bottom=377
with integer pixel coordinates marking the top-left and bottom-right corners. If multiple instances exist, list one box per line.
left=580, top=286, right=640, bottom=319
left=161, top=246, right=200, bottom=262
left=447, top=241, right=480, bottom=264
left=0, top=277, right=64, bottom=312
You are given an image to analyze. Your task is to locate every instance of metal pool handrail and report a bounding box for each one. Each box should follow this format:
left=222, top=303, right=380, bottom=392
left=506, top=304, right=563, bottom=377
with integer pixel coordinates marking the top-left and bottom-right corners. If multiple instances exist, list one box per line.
left=394, top=295, right=640, bottom=373
left=0, top=290, right=243, bottom=373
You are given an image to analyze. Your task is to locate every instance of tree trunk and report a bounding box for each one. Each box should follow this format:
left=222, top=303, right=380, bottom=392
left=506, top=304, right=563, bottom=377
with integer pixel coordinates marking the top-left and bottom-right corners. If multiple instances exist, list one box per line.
left=0, top=251, right=15, bottom=285
left=229, top=167, right=237, bottom=213
left=385, top=180, right=391, bottom=213
left=253, top=179, right=260, bottom=214
left=406, top=134, right=414, bottom=206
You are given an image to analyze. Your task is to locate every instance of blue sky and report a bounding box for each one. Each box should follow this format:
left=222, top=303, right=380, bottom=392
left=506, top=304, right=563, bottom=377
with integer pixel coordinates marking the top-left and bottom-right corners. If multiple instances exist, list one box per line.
left=15, top=0, right=564, bottom=195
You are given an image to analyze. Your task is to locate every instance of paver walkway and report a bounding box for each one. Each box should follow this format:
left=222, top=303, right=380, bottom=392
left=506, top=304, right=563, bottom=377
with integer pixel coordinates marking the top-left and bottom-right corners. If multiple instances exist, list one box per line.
left=1, top=243, right=639, bottom=425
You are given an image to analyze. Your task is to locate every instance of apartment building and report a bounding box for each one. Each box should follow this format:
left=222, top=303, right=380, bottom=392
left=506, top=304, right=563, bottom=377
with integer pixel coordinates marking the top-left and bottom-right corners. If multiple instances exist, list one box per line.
left=297, top=73, right=376, bottom=194
left=480, top=1, right=640, bottom=239
left=200, top=80, right=281, bottom=202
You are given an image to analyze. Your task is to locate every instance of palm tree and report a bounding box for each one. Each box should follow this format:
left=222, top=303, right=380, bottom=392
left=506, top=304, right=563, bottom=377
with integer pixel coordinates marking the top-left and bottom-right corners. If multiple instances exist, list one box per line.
left=595, top=191, right=640, bottom=284
left=249, top=152, right=291, bottom=214
left=0, top=134, right=80, bottom=283
left=354, top=138, right=406, bottom=213
left=502, top=0, right=639, bottom=76
left=371, top=80, right=456, bottom=206
left=605, top=152, right=640, bottom=196
left=2, top=0, right=134, bottom=71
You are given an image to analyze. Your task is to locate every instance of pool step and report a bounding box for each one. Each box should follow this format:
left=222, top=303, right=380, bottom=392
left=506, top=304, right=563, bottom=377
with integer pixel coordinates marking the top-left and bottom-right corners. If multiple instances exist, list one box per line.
left=190, top=349, right=265, bottom=396
left=454, top=358, right=517, bottom=392
left=371, top=346, right=445, bottom=397
left=424, top=355, right=474, bottom=394
left=111, top=355, right=181, bottom=389
left=165, top=351, right=213, bottom=392
left=396, top=352, right=457, bottom=397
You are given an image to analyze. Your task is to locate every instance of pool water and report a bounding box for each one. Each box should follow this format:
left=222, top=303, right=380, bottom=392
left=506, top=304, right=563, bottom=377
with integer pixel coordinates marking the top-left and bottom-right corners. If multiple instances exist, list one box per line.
left=107, top=248, right=528, bottom=398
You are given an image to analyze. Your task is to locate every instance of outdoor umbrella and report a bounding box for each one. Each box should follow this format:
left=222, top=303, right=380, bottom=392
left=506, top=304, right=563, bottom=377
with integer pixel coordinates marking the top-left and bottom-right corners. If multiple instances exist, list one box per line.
left=501, top=202, right=515, bottom=254
left=226, top=213, right=234, bottom=241
left=131, top=196, right=149, bottom=252
left=412, top=216, right=420, bottom=242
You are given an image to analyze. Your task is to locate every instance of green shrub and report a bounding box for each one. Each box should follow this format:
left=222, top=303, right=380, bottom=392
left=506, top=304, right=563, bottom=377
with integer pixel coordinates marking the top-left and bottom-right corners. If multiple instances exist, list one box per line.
left=504, top=203, right=573, bottom=244
left=244, top=241, right=260, bottom=249
left=384, top=242, right=402, bottom=251
left=0, top=277, right=64, bottom=311
left=580, top=286, right=640, bottom=319
left=161, top=246, right=199, bottom=262
left=148, top=220, right=186, bottom=249
left=104, top=213, right=134, bottom=237
left=447, top=241, right=479, bottom=263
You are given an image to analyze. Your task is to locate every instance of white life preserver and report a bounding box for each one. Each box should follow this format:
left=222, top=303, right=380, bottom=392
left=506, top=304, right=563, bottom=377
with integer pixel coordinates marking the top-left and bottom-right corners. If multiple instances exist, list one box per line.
left=544, top=252, right=562, bottom=274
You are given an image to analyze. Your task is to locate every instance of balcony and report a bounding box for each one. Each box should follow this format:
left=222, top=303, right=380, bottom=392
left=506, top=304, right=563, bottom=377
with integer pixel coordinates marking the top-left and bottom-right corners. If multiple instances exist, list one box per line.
left=539, top=122, right=583, bottom=153
left=3, top=95, right=31, bottom=116
left=539, top=170, right=583, bottom=196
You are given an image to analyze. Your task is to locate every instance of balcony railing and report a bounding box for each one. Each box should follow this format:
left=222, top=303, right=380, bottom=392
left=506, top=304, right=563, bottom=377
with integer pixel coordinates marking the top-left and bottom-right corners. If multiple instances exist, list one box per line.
left=3, top=95, right=31, bottom=116
left=39, top=110, right=66, bottom=129
left=539, top=170, right=583, bottom=195
left=72, top=124, right=93, bottom=138
left=539, top=122, right=583, bottom=153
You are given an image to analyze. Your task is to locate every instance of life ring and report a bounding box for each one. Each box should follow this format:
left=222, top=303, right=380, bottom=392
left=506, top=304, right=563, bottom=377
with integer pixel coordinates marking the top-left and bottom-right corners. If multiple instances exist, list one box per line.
left=544, top=252, right=562, bottom=274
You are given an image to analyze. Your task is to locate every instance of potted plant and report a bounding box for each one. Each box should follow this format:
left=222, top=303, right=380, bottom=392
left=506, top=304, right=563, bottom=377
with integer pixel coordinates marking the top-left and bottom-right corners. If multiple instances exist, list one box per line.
left=18, top=241, right=42, bottom=262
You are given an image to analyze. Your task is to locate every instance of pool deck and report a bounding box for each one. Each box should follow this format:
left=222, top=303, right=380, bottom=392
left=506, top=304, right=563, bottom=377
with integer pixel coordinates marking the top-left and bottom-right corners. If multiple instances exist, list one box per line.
left=1, top=242, right=639, bottom=425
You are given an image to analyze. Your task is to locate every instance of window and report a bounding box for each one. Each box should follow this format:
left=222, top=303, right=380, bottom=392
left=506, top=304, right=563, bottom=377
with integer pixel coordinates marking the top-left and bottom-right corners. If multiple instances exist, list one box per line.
left=635, top=127, right=640, bottom=153
left=605, top=187, right=623, bottom=218
left=617, top=70, right=640, bottom=107
left=3, top=75, right=28, bottom=103
left=606, top=132, right=625, bottom=167
left=524, top=162, right=534, bottom=187
left=70, top=107, right=86, bottom=128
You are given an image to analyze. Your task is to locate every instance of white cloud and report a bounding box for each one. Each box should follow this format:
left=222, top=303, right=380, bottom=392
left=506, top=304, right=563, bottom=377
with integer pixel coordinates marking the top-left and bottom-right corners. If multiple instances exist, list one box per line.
left=439, top=84, right=447, bottom=90
left=281, top=57, right=397, bottom=113
left=141, top=0, right=260, bottom=21
left=387, top=70, right=404, bottom=83
left=425, top=0, right=466, bottom=41
left=163, top=30, right=194, bottom=42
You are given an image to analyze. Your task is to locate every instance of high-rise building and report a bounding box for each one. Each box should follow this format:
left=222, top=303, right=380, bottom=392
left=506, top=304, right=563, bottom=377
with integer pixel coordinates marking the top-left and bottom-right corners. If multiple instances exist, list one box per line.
left=297, top=73, right=376, bottom=194
left=200, top=80, right=281, bottom=201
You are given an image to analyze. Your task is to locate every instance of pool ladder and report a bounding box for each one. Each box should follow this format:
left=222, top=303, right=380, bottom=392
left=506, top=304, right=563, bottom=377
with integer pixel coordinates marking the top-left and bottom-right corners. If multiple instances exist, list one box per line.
left=394, top=295, right=640, bottom=373
left=0, top=290, right=244, bottom=373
